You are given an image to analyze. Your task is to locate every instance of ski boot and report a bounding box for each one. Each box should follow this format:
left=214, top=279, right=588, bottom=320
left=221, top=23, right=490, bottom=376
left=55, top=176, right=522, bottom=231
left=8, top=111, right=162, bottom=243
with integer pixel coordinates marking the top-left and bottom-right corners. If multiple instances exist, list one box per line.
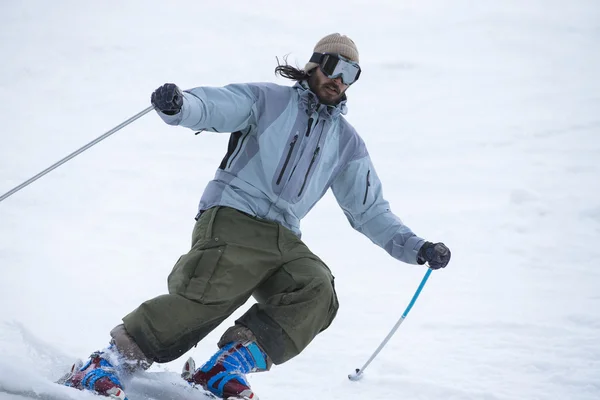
left=58, top=349, right=128, bottom=399
left=182, top=341, right=268, bottom=399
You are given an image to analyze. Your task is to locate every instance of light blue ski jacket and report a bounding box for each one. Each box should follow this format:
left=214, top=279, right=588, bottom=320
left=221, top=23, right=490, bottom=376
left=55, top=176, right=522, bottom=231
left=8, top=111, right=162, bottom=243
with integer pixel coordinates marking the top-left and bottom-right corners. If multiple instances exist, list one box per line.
left=157, top=81, right=424, bottom=264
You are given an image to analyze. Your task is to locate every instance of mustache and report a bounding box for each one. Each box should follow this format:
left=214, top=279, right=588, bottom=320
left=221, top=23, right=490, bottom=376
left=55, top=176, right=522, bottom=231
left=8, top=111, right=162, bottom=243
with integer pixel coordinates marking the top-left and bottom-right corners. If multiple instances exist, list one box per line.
left=323, top=84, right=339, bottom=94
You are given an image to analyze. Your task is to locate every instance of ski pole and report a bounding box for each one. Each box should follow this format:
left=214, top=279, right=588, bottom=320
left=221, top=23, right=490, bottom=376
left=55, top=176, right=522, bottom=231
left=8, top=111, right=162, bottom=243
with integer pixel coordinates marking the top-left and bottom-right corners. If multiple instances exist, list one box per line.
left=0, top=105, right=155, bottom=204
left=348, top=268, right=432, bottom=381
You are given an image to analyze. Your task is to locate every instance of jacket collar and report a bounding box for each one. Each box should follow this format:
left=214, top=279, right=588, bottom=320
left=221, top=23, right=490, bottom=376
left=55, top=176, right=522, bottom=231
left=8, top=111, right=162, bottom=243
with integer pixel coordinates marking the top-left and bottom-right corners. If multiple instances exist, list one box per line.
left=294, top=81, right=348, bottom=119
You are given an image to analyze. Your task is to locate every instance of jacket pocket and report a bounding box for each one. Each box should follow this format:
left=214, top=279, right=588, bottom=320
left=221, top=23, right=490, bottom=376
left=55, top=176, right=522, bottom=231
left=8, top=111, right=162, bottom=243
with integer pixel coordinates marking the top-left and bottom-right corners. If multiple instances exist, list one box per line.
left=298, top=146, right=320, bottom=196
left=276, top=134, right=299, bottom=185
left=362, top=170, right=371, bottom=205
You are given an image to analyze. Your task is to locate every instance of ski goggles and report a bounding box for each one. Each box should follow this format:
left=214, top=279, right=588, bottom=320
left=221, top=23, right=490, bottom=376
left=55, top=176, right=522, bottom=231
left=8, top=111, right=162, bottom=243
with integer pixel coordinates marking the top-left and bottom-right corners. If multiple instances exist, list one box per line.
left=309, top=52, right=361, bottom=85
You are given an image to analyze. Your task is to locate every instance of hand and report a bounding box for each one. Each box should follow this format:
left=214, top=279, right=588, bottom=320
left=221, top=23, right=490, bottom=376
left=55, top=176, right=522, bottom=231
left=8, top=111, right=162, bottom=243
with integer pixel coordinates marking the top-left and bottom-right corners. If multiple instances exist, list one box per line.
left=151, top=83, right=183, bottom=115
left=417, top=242, right=451, bottom=270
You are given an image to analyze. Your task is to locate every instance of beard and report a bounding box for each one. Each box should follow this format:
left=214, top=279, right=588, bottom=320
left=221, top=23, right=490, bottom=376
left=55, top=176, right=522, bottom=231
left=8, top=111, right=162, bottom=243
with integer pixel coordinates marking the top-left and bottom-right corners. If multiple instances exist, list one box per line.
left=317, top=83, right=343, bottom=105
left=308, top=74, right=345, bottom=106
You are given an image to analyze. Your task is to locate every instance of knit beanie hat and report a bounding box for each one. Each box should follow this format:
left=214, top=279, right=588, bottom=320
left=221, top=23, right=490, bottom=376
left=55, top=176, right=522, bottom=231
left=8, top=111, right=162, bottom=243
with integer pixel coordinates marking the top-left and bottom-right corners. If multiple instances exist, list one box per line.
left=304, top=33, right=359, bottom=72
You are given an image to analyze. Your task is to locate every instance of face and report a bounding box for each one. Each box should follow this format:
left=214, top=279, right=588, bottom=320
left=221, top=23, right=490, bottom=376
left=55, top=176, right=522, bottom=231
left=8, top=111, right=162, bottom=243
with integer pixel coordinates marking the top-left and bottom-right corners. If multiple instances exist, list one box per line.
left=308, top=67, right=349, bottom=106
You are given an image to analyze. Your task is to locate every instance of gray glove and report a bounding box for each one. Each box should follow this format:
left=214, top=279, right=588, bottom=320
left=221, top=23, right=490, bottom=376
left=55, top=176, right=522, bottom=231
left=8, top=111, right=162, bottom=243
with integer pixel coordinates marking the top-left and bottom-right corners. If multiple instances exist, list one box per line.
left=417, top=242, right=451, bottom=270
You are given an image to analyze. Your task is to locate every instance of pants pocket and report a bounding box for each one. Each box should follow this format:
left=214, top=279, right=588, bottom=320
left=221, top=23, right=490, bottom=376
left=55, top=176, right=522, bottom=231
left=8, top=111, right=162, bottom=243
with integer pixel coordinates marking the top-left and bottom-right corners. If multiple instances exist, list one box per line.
left=167, top=243, right=226, bottom=302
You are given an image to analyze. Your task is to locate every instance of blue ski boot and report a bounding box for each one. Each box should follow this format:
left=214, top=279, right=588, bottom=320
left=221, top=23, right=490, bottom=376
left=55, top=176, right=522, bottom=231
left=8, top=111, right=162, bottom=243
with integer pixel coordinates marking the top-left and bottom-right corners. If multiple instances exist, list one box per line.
left=58, top=347, right=127, bottom=399
left=58, top=324, right=153, bottom=399
left=182, top=341, right=268, bottom=400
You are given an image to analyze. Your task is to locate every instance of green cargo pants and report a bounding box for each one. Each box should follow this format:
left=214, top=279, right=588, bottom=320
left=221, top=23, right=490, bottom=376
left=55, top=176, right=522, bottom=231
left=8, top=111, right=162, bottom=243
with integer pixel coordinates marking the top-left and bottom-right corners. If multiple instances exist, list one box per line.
left=122, top=206, right=339, bottom=365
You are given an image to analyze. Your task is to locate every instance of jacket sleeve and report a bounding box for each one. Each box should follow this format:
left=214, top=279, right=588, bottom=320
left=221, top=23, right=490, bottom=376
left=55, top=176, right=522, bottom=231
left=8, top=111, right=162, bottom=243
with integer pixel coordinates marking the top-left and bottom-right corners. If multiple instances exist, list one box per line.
left=156, top=83, right=257, bottom=133
left=331, top=154, right=425, bottom=264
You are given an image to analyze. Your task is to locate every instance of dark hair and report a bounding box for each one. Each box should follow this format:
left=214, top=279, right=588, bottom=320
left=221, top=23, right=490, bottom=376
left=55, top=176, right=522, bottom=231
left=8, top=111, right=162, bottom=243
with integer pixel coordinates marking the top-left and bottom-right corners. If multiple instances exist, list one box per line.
left=274, top=55, right=311, bottom=82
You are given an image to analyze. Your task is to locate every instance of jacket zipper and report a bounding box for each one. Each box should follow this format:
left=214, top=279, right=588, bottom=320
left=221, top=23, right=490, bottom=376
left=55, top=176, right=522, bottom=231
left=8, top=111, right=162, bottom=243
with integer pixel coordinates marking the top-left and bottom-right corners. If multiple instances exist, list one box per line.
left=276, top=134, right=299, bottom=185
left=227, top=130, right=249, bottom=169
left=305, top=117, right=314, bottom=137
left=363, top=170, right=371, bottom=205
left=298, top=147, right=320, bottom=196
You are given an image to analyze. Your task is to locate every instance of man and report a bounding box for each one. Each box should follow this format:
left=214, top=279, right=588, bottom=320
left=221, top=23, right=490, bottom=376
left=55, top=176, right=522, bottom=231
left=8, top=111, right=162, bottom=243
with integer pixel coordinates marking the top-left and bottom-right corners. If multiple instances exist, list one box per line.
left=61, top=33, right=451, bottom=400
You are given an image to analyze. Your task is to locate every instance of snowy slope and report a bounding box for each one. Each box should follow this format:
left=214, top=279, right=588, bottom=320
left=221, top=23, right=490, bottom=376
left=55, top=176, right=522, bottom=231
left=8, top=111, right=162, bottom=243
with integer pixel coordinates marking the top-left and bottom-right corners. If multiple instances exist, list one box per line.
left=1, top=1, right=599, bottom=399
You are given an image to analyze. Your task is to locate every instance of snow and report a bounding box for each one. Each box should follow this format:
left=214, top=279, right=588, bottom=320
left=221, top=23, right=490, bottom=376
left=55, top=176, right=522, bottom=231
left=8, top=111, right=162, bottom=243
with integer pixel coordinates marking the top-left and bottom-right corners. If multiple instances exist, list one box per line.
left=1, top=0, right=599, bottom=399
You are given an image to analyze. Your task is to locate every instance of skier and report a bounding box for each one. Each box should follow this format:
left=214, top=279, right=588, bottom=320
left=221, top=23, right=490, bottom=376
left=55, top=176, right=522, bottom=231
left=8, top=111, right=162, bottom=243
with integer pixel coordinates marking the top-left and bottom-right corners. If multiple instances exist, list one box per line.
left=60, top=33, right=451, bottom=400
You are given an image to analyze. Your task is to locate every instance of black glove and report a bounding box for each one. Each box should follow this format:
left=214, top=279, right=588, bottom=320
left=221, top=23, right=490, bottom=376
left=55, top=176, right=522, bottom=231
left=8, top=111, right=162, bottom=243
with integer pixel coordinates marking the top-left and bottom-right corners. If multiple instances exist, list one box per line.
left=151, top=83, right=183, bottom=115
left=417, top=241, right=451, bottom=270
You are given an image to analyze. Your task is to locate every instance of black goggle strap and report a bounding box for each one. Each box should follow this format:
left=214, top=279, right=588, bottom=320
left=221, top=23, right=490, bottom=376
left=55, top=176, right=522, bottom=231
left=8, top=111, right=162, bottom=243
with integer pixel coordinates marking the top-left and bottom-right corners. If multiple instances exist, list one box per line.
left=309, top=52, right=324, bottom=64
